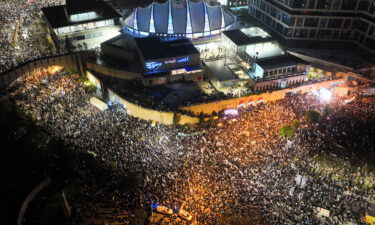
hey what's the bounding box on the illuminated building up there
[205,27,310,91]
[134,36,204,86]
[123,0,235,39]
[214,0,250,7]
[248,0,375,54]
[42,0,121,50]
[249,54,310,91]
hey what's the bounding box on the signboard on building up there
[145,56,191,73]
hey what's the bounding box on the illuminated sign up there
[165,56,189,64]
[176,56,189,63]
[146,61,162,71]
[171,68,186,75]
[165,59,176,64]
[145,56,190,71]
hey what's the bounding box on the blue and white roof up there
[124,0,235,38]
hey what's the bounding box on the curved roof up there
[124,0,234,38]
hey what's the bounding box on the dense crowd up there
[8,67,375,224]
[0,0,64,73]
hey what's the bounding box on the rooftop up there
[256,54,308,70]
[42,0,120,28]
[134,37,200,61]
[205,60,238,82]
[223,28,275,46]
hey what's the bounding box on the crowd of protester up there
[8,67,375,224]
[0,0,64,73]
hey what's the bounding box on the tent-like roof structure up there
[124,0,235,38]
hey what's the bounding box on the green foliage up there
[172,112,181,127]
[305,109,321,124]
[64,67,77,75]
[84,84,97,94]
[280,124,294,138]
[108,161,117,172]
[291,119,300,130]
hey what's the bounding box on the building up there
[222,27,283,59]
[134,36,204,86]
[249,54,310,91]
[123,0,235,39]
[215,0,250,7]
[248,0,375,54]
[204,27,310,91]
[42,0,121,50]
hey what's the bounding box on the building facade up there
[216,0,250,7]
[43,0,121,50]
[134,37,204,86]
[124,0,235,39]
[248,0,375,54]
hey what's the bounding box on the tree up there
[291,119,300,130]
[305,109,321,124]
[64,36,74,53]
[280,124,294,138]
[172,112,181,128]
[323,105,333,116]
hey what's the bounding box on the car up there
[176,208,193,221]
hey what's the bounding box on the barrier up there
[17,178,52,225]
[86,62,141,80]
[107,89,199,125]
[0,52,89,89]
[180,79,346,115]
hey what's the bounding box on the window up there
[327,19,342,28]
[276,22,284,33]
[95,21,106,28]
[368,26,374,36]
[70,11,97,22]
[332,30,340,39]
[105,20,114,26]
[265,15,272,26]
[340,30,353,39]
[316,0,332,9]
[309,29,316,38]
[352,20,369,33]
[281,14,292,25]
[291,0,306,8]
[294,28,308,37]
[317,30,331,39]
[358,34,365,44]
[304,18,319,27]
[58,26,71,34]
[70,24,83,32]
[319,18,327,28]
[341,0,357,10]
[308,0,316,9]
[369,2,375,14]
[343,19,351,28]
[357,1,370,11]
[75,35,85,41]
[364,37,375,49]
[296,18,303,27]
[331,0,340,9]
[283,28,293,37]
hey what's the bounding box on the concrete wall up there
[0,53,87,90]
[107,89,199,125]
[86,62,141,80]
[254,74,307,91]
[101,42,137,62]
[180,78,346,115]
